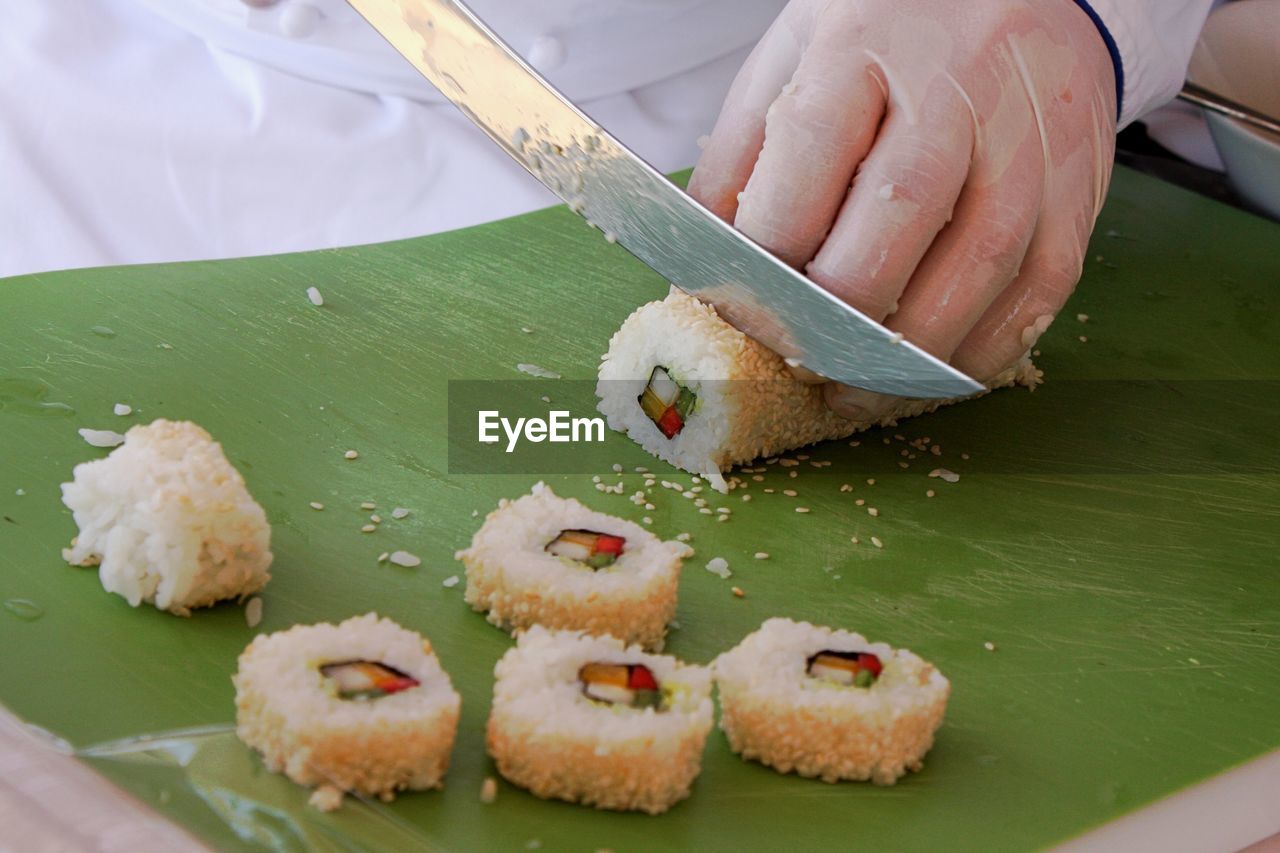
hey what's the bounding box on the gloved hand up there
[688,0,1117,418]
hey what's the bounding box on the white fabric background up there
[0,0,1213,280]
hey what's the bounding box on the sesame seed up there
[866,478,876,485]
[592,475,602,483]
[795,507,810,514]
[644,479,656,487]
[870,536,883,548]
[716,515,729,523]
[636,466,649,473]
[377,552,389,563]
[984,641,997,651]
[848,440,861,447]
[389,550,421,567]
[1077,313,1089,323]
[691,486,704,494]
[676,533,692,542]
[741,494,752,502]
[392,507,410,519]
[480,777,498,804]
[699,507,712,515]
[867,507,879,517]
[309,501,325,511]
[763,488,775,494]
[926,489,936,498]
[370,514,382,524]
[442,575,460,588]
[850,536,860,545]
[789,471,798,479]
[929,468,960,483]
[361,524,377,533]
[731,586,745,598]
[361,501,376,510]
[839,484,853,492]
[245,597,263,628]
[643,517,653,525]
[752,475,764,482]
[783,489,798,497]
[694,498,707,507]
[855,499,865,506]
[682,490,695,499]
[754,552,769,560]
[644,503,655,511]
[344,449,359,460]
[306,286,324,306]
[112,403,132,417]
[1078,335,1088,343]
[961,453,971,460]
[611,463,623,473]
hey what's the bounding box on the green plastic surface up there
[1,167,1278,852]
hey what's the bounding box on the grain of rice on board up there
[60,419,272,615]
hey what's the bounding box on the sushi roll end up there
[486,626,713,814]
[233,613,461,809]
[714,618,949,785]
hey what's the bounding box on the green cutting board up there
[1,168,1277,852]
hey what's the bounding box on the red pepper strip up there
[657,407,683,439]
[378,676,422,694]
[628,665,659,691]
[857,653,883,677]
[595,534,626,555]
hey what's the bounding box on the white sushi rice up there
[597,289,1038,492]
[78,428,126,448]
[486,626,713,814]
[456,483,691,651]
[234,613,461,811]
[714,618,950,785]
[60,419,272,615]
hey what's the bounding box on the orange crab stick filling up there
[805,650,883,688]
[320,660,420,700]
[579,662,663,709]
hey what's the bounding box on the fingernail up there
[824,383,895,422]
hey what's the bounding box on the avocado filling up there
[638,366,696,439]
[806,650,883,688]
[320,660,420,700]
[546,529,626,569]
[579,662,663,710]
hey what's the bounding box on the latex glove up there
[688,0,1117,418]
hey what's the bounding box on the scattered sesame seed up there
[716,515,729,523]
[245,597,263,628]
[926,489,936,498]
[592,475,602,483]
[870,536,883,549]
[850,536,860,545]
[867,507,879,517]
[78,428,126,448]
[866,478,876,486]
[112,403,132,417]
[344,449,359,460]
[848,440,861,447]
[855,499,865,506]
[731,586,745,598]
[779,459,799,467]
[442,575,460,588]
[984,641,997,652]
[795,507,810,514]
[370,514,382,524]
[361,524,377,533]
[752,475,764,482]
[1076,313,1089,323]
[961,453,971,460]
[306,286,324,306]
[377,552,390,563]
[898,461,910,469]
[754,552,769,560]
[839,484,853,492]
[763,488,776,494]
[1078,335,1088,343]
[644,479,656,487]
[480,777,498,804]
[392,507,410,519]
[788,471,798,479]
[389,550,421,568]
[716,507,731,515]
[929,468,960,483]
[644,503,655,511]
[699,507,712,515]
[783,489,798,497]
[682,490,695,499]
[741,494,752,502]
[691,486,704,494]
[611,463,623,473]
[694,498,707,508]
[521,326,533,334]
[643,517,653,525]
[471,510,479,517]
[309,501,325,511]
[360,501,376,510]
[676,533,692,542]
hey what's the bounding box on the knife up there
[345,0,983,398]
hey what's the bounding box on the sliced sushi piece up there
[546,529,626,569]
[59,419,272,615]
[805,650,883,688]
[713,618,949,785]
[597,288,1039,492]
[320,660,421,699]
[579,662,662,709]
[456,482,691,650]
[637,366,697,439]
[486,626,713,814]
[233,613,461,811]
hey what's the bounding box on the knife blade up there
[345,0,984,398]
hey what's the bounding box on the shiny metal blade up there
[346,0,983,398]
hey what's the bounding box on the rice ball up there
[60,418,272,615]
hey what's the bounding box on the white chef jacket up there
[0,0,1215,279]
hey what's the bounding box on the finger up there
[884,140,1045,360]
[805,82,973,321]
[686,9,808,223]
[823,382,898,423]
[730,39,887,268]
[949,207,1089,382]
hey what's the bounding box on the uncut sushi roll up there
[713,617,949,785]
[60,419,272,615]
[455,482,691,650]
[486,625,713,814]
[597,288,1038,492]
[233,613,461,811]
